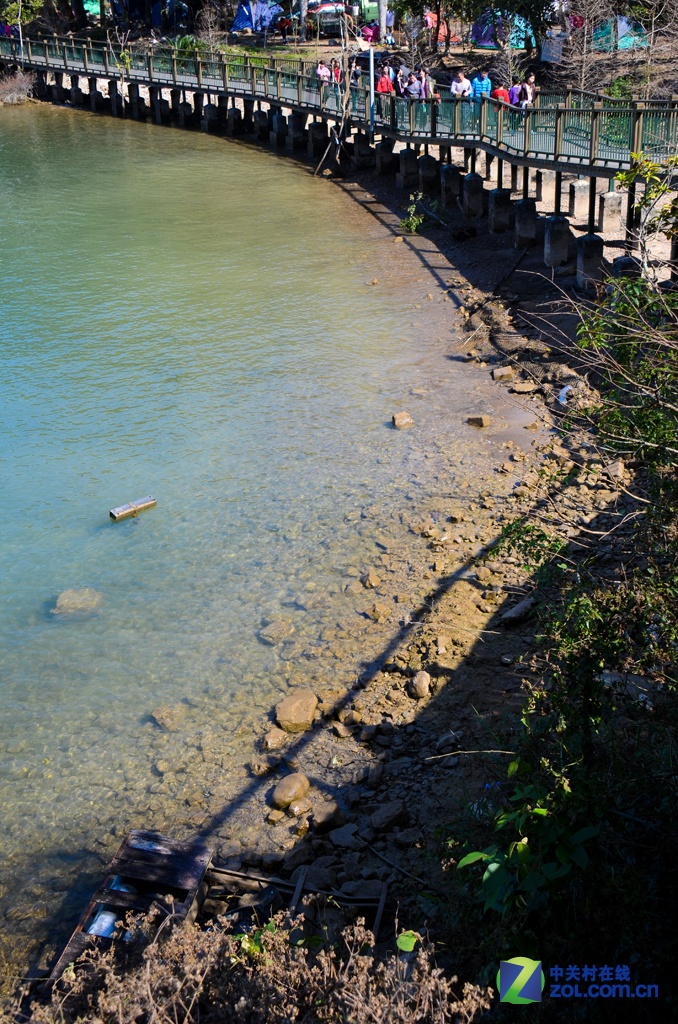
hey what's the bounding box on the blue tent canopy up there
[471,8,535,49]
[231,1,282,31]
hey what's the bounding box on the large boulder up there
[276,690,318,733]
[271,772,310,809]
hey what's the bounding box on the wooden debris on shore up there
[46,830,212,990]
[109,496,157,521]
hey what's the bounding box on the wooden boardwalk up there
[2,35,677,176]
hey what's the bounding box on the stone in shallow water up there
[150,705,187,732]
[51,588,103,616]
[258,620,294,646]
[276,690,318,733]
[272,772,310,809]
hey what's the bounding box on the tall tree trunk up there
[378,0,386,42]
[300,0,307,41]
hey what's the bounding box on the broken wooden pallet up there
[46,830,212,990]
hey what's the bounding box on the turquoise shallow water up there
[0,103,512,963]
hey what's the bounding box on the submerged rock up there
[51,587,103,616]
[392,411,415,429]
[258,620,294,646]
[150,705,187,732]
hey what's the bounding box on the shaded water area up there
[0,104,529,969]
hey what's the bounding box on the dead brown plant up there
[2,914,492,1024]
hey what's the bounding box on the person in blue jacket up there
[470,67,492,101]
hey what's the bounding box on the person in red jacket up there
[491,84,510,104]
[376,68,395,94]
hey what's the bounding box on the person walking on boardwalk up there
[376,67,395,94]
[470,67,491,102]
[316,59,331,85]
[403,71,423,99]
[508,76,521,106]
[450,69,471,98]
[519,72,536,109]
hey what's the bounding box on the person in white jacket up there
[450,70,472,97]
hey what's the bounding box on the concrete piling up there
[270,111,287,147]
[418,154,440,195]
[226,105,243,135]
[597,190,622,232]
[488,188,512,233]
[544,215,570,267]
[307,120,328,159]
[375,140,396,175]
[463,172,484,221]
[440,164,462,207]
[510,163,519,192]
[286,111,307,152]
[514,198,537,248]
[576,233,605,289]
[128,81,140,119]
[534,169,555,202]
[396,148,419,190]
[108,79,122,116]
[568,179,589,220]
[353,132,375,169]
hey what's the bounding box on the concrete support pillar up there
[375,140,396,175]
[178,101,193,127]
[439,145,451,164]
[544,215,571,267]
[597,190,622,232]
[576,233,605,289]
[226,105,243,135]
[568,178,588,219]
[193,91,205,123]
[307,120,328,159]
[463,172,484,221]
[87,76,102,111]
[286,111,307,152]
[128,81,140,119]
[34,71,48,98]
[510,163,519,192]
[353,131,375,169]
[534,169,555,203]
[463,147,474,172]
[52,71,66,103]
[270,111,287,147]
[203,102,219,132]
[418,153,440,195]
[396,147,419,190]
[440,164,462,207]
[253,108,270,140]
[488,188,513,233]
[68,75,83,105]
[149,85,161,124]
[108,79,122,116]
[170,88,181,117]
[514,198,537,248]
[241,97,255,132]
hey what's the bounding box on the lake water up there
[0,103,521,968]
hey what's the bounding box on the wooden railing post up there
[480,94,487,137]
[454,97,460,135]
[409,97,415,135]
[555,103,565,161]
[430,99,437,138]
[390,93,396,131]
[223,59,229,91]
[250,64,256,95]
[276,68,281,99]
[103,45,110,75]
[172,51,178,85]
[148,52,154,82]
[632,100,644,155]
[297,71,302,105]
[82,38,88,71]
[195,51,203,88]
[62,39,69,71]
[496,100,504,148]
[589,101,602,166]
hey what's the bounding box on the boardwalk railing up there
[3,35,678,174]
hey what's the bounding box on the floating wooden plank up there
[109,496,157,521]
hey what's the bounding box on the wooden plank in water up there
[109,496,157,521]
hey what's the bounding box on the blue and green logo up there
[498,957,545,1004]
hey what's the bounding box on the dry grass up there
[2,913,492,1024]
[0,71,36,105]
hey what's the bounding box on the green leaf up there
[457,850,490,869]
[572,825,599,844]
[396,930,419,952]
